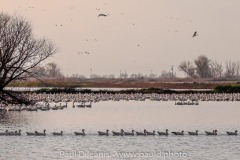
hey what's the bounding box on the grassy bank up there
[21,87,213,94]
[8,78,239,89]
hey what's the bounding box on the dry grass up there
[8,77,239,89]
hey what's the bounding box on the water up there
[4,87,139,91]
[0,101,240,159]
[4,87,212,92]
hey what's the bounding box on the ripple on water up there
[0,101,240,159]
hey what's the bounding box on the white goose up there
[85,102,92,108]
[62,103,67,108]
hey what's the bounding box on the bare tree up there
[178,61,195,78]
[210,61,223,78]
[236,61,240,77]
[224,61,240,78]
[0,12,56,104]
[194,55,212,78]
[45,63,63,78]
[160,70,176,78]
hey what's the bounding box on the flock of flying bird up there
[20,4,199,56]
[0,129,237,136]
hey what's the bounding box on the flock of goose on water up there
[0,129,238,136]
[3,93,240,111]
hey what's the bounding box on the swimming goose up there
[7,130,21,136]
[26,131,36,136]
[62,103,67,108]
[85,102,92,108]
[35,129,46,136]
[146,130,155,136]
[172,130,184,135]
[0,130,8,136]
[74,129,85,136]
[77,102,85,108]
[188,130,198,135]
[53,131,63,136]
[51,105,59,110]
[59,103,64,110]
[205,130,217,135]
[136,129,146,136]
[226,130,238,136]
[98,129,109,136]
[158,129,169,136]
[124,130,134,136]
[112,129,124,136]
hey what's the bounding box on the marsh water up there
[0,101,240,159]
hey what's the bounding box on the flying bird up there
[193,31,198,37]
[98,14,108,17]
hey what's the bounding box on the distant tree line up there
[179,55,240,79]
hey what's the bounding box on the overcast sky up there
[1,0,240,77]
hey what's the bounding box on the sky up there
[1,0,240,77]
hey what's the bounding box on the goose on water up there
[205,130,217,135]
[7,130,18,134]
[112,129,124,136]
[226,130,238,136]
[53,131,63,136]
[0,130,8,136]
[188,130,198,135]
[7,130,21,136]
[26,131,36,136]
[172,130,184,135]
[77,102,85,108]
[85,102,92,108]
[136,129,146,136]
[35,129,46,136]
[51,105,59,110]
[145,130,155,136]
[124,130,134,136]
[98,129,109,136]
[62,103,67,108]
[158,129,168,136]
[74,129,85,136]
